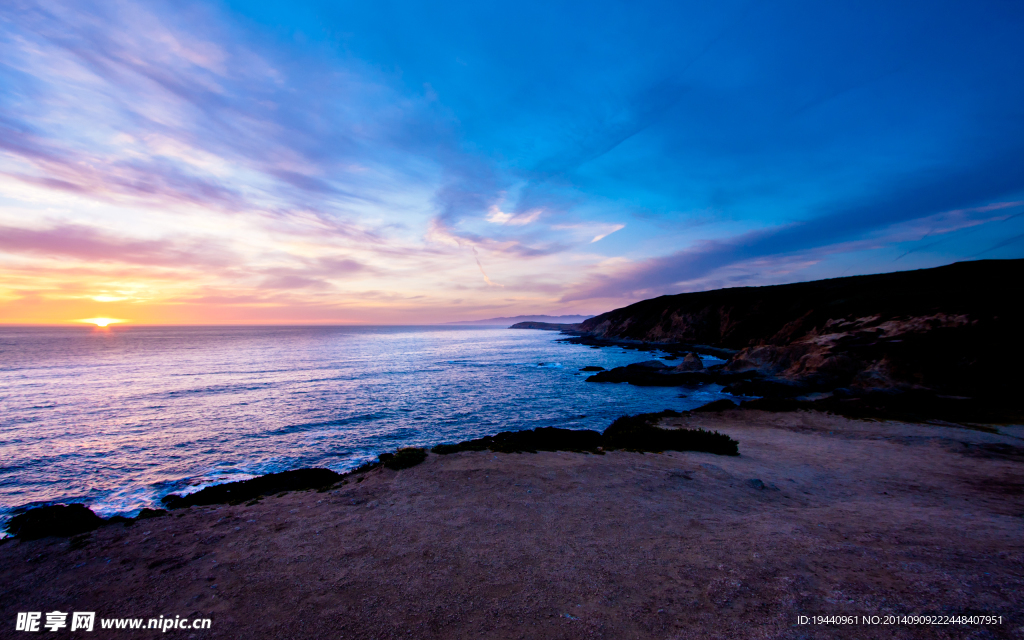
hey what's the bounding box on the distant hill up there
[508,321,583,331]
[445,315,593,327]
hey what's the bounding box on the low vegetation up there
[5,504,105,540]
[161,468,342,509]
[433,427,604,454]
[434,406,739,456]
[602,411,739,456]
[379,447,428,470]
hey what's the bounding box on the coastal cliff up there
[573,260,1023,416]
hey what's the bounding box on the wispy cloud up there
[562,147,1024,302]
[2,0,1022,323]
[0,222,237,267]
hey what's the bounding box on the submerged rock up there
[586,365,753,387]
[579,366,605,372]
[5,504,105,540]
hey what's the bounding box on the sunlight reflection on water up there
[0,325,735,520]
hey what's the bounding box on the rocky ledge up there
[558,260,1023,422]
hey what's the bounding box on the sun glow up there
[78,318,126,327]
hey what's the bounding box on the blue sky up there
[1,0,1022,323]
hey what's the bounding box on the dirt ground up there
[1,410,1022,640]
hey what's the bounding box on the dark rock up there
[5,504,105,540]
[136,508,167,520]
[379,447,427,470]
[740,398,804,412]
[631,360,669,369]
[561,335,738,360]
[722,378,811,398]
[747,479,766,490]
[579,366,605,371]
[587,366,755,387]
[674,352,704,372]
[161,468,343,509]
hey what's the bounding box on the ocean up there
[0,325,734,525]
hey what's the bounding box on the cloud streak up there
[1,0,1023,323]
[563,142,1024,301]
[0,223,237,268]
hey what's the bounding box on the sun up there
[78,318,126,327]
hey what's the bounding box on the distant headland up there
[444,314,594,327]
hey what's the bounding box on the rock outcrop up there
[674,353,704,372]
[575,260,1024,420]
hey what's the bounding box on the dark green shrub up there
[433,427,603,454]
[161,468,342,509]
[5,504,104,540]
[602,412,738,455]
[380,447,428,470]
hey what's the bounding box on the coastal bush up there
[161,468,342,509]
[380,447,428,470]
[432,438,490,454]
[602,412,739,456]
[5,504,105,540]
[431,418,737,456]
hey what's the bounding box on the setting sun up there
[78,318,126,328]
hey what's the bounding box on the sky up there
[1,0,1023,324]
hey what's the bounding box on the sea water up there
[0,325,732,524]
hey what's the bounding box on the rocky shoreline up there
[3,408,742,541]
[2,409,1021,639]
[515,260,1024,424]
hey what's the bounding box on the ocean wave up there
[262,413,387,437]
